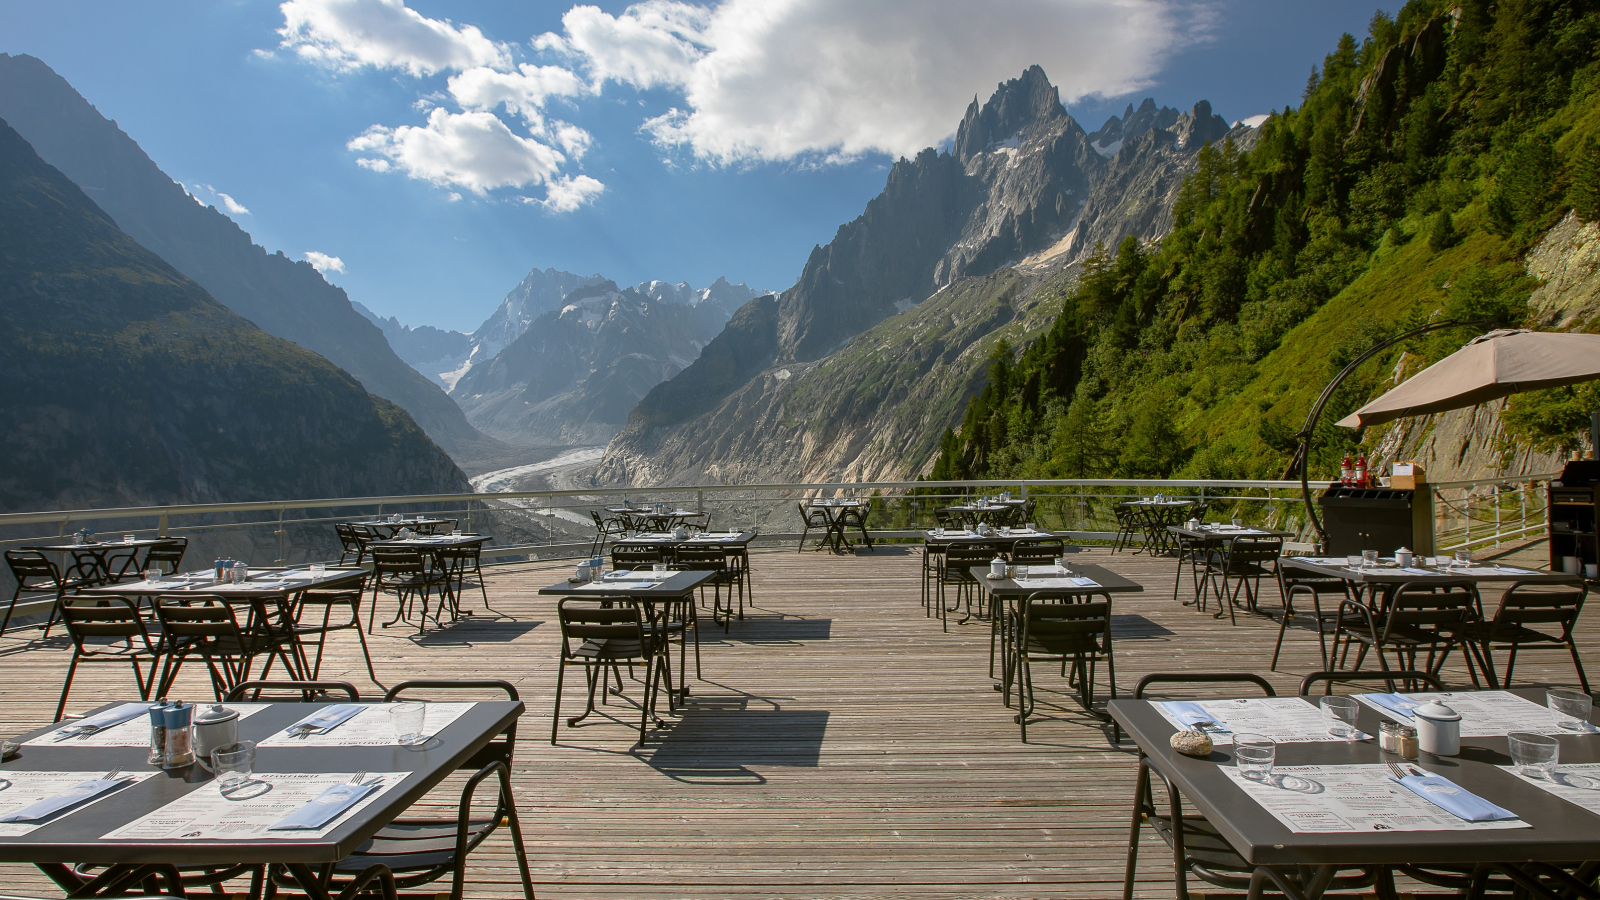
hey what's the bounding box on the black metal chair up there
[140,538,187,577]
[225,679,362,702]
[335,523,375,565]
[552,598,668,744]
[153,595,300,700]
[368,547,447,634]
[672,545,737,632]
[589,509,626,557]
[291,584,382,689]
[306,680,535,900]
[936,545,995,633]
[1201,538,1282,624]
[436,543,488,618]
[1461,580,1590,692]
[55,597,166,720]
[611,546,663,570]
[1009,539,1064,565]
[1330,582,1484,688]
[3,549,91,639]
[1271,568,1356,671]
[838,501,874,551]
[1111,505,1138,553]
[1297,669,1445,696]
[1013,592,1116,742]
[796,501,829,552]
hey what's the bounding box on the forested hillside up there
[934,0,1600,482]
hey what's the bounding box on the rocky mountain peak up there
[954,64,1065,162]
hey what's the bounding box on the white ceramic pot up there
[1413,700,1461,756]
[191,704,238,770]
[990,557,1007,578]
[1395,548,1413,568]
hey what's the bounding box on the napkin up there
[0,778,129,822]
[284,704,364,736]
[55,703,150,735]
[1162,701,1229,732]
[267,780,380,831]
[1392,772,1517,822]
[1362,693,1421,719]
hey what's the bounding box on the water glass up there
[1454,548,1472,567]
[1024,522,1035,532]
[1231,517,1242,528]
[1362,550,1378,569]
[652,563,668,574]
[450,529,462,537]
[309,563,326,577]
[144,568,161,583]
[212,741,256,790]
[390,702,426,746]
[1508,732,1559,780]
[1014,565,1029,580]
[1234,733,1276,782]
[1320,696,1360,739]
[1346,555,1363,568]
[123,534,135,544]
[1548,689,1593,731]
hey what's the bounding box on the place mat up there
[1007,576,1098,589]
[569,581,662,592]
[256,702,474,748]
[1153,697,1361,746]
[602,570,669,581]
[28,704,270,748]
[0,771,157,836]
[1356,691,1566,736]
[1502,763,1600,816]
[1225,764,1528,832]
[1288,557,1358,567]
[100,772,407,841]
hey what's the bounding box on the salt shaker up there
[147,701,169,766]
[162,701,195,768]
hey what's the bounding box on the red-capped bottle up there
[1354,455,1368,487]
[1340,455,1353,485]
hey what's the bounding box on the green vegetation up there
[933,0,1600,482]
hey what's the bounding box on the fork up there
[103,766,123,781]
[346,770,366,785]
[52,723,105,743]
[285,723,321,739]
[1385,760,1408,780]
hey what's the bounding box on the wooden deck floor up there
[0,541,1592,898]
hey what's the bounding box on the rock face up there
[449,268,609,389]
[451,281,762,446]
[0,53,490,458]
[0,116,469,511]
[601,65,1253,486]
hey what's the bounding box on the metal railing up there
[0,474,1558,569]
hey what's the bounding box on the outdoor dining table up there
[1166,524,1296,609]
[24,538,173,586]
[367,533,492,623]
[606,506,697,532]
[806,500,872,553]
[1119,499,1193,555]
[925,526,1063,550]
[939,498,1026,527]
[970,562,1143,709]
[360,516,452,539]
[1,696,524,899]
[1110,687,1600,900]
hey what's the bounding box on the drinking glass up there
[122,534,135,544]
[1548,689,1593,731]
[450,529,462,537]
[1508,732,1559,780]
[144,568,161,583]
[1320,696,1360,739]
[1231,517,1242,528]
[1362,550,1378,569]
[212,741,256,790]
[1454,548,1472,567]
[1024,522,1035,532]
[652,563,668,574]
[1345,555,1363,568]
[309,563,326,577]
[390,703,426,746]
[1053,556,1066,572]
[1014,565,1029,580]
[1234,733,1275,782]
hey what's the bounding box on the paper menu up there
[1225,765,1527,833]
[27,705,270,748]
[100,772,406,841]
[255,702,474,748]
[0,771,157,836]
[1501,763,1600,816]
[1355,691,1568,736]
[571,581,662,592]
[1154,697,1347,746]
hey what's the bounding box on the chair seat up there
[1022,634,1101,656]
[572,637,648,660]
[1148,813,1251,873]
[1459,622,1566,645]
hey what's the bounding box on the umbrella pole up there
[1286,320,1489,550]
[1591,411,1598,460]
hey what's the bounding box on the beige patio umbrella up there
[1335,329,1600,429]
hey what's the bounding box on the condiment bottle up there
[162,701,194,768]
[1398,726,1419,760]
[1340,456,1353,484]
[147,701,169,766]
[1355,455,1368,486]
[1413,700,1461,756]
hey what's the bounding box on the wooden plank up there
[0,540,1585,897]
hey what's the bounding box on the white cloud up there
[348,108,567,195]
[447,64,585,125]
[554,0,1202,164]
[278,0,508,76]
[538,174,606,212]
[187,183,251,216]
[303,250,346,273]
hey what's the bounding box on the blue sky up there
[3,0,1390,332]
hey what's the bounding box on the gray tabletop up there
[925,529,1064,546]
[25,539,170,553]
[1281,556,1579,586]
[613,531,757,547]
[968,563,1144,597]
[0,699,523,866]
[368,534,490,549]
[1167,526,1296,540]
[537,569,715,599]
[80,567,367,599]
[1109,689,1600,867]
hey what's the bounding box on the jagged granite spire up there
[954,65,1065,162]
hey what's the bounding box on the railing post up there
[275,506,288,565]
[697,489,704,515]
[158,513,168,538]
[1494,485,1501,548]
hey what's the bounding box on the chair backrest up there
[1279,569,1353,594]
[1187,501,1209,522]
[335,523,362,552]
[383,679,519,773]
[1010,540,1064,564]
[1134,672,1276,699]
[1226,539,1283,565]
[5,550,58,584]
[437,544,481,564]
[144,539,187,573]
[590,510,610,531]
[671,546,726,571]
[1385,582,1480,634]
[1298,670,1444,695]
[297,586,365,607]
[798,501,826,525]
[371,547,425,576]
[557,598,647,647]
[225,680,361,702]
[1490,581,1587,631]
[1021,596,1111,651]
[154,597,245,641]
[62,598,151,645]
[934,509,961,529]
[612,547,662,568]
[943,545,998,581]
